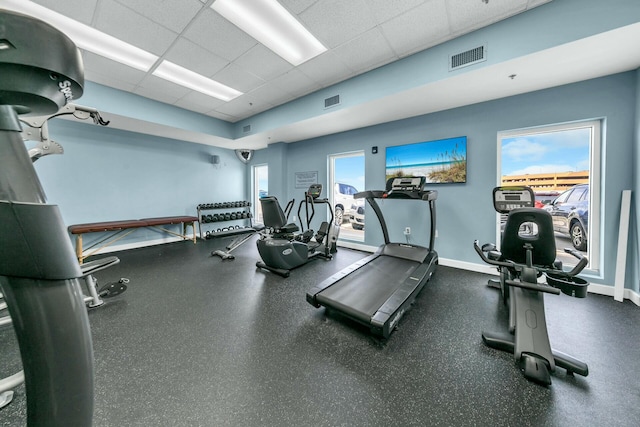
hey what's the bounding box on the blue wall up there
[28,73,638,292]
[35,119,246,248]
[254,72,637,288]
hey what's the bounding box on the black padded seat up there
[501,207,556,267]
[259,197,299,234]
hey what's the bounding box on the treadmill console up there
[493,186,535,213]
[307,183,322,199]
[386,176,425,192]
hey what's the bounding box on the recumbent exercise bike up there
[474,186,589,386]
[256,184,338,277]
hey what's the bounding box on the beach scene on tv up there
[385,136,467,184]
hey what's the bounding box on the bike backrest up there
[260,196,288,229]
[501,207,556,267]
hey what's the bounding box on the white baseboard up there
[438,257,498,276]
[337,241,376,253]
[587,283,640,306]
[435,257,640,307]
[102,238,640,307]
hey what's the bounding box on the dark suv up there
[545,183,589,251]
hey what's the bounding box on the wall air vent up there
[449,45,486,71]
[324,94,340,109]
[242,124,251,133]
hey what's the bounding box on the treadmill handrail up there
[355,188,437,251]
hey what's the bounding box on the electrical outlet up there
[404,227,411,235]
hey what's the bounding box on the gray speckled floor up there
[1,237,639,426]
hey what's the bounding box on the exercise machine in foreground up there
[0,10,94,425]
[474,186,589,386]
[307,176,438,339]
[256,184,337,277]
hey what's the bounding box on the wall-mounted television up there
[385,136,467,184]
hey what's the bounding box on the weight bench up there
[69,215,198,263]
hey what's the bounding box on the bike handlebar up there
[473,240,588,278]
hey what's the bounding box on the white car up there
[348,199,365,230]
[334,183,359,223]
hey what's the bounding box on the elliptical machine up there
[0,10,95,425]
[256,184,336,277]
[474,186,590,386]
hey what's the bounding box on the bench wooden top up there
[69,216,198,234]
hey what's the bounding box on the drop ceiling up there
[25,0,550,121]
[12,0,640,149]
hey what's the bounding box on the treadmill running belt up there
[316,255,419,323]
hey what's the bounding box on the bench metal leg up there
[83,274,104,308]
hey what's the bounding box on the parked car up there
[349,200,365,230]
[534,191,560,208]
[545,183,589,251]
[334,183,359,223]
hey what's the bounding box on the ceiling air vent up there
[449,45,486,71]
[242,124,251,134]
[324,94,340,109]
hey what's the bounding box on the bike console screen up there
[493,186,535,213]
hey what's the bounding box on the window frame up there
[497,119,602,272]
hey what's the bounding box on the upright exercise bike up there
[256,184,336,277]
[474,186,590,386]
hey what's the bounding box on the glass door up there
[253,164,268,225]
[329,151,365,242]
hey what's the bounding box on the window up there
[252,164,268,225]
[498,120,601,271]
[329,151,365,242]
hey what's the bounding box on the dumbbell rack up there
[197,201,253,239]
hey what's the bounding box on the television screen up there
[385,136,467,184]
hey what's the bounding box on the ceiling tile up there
[297,51,355,88]
[164,38,229,78]
[205,110,238,122]
[279,0,318,15]
[174,91,226,114]
[183,8,257,62]
[527,0,553,8]
[247,83,295,108]
[213,95,272,121]
[299,0,378,48]
[213,63,264,93]
[94,0,178,56]
[365,0,426,24]
[333,28,398,75]
[82,51,147,86]
[32,0,98,24]
[233,45,293,81]
[134,75,191,104]
[113,0,204,33]
[270,69,321,99]
[381,0,451,58]
[85,73,138,93]
[445,0,528,34]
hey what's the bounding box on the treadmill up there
[306,176,438,338]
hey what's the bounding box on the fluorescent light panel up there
[211,0,327,66]
[153,61,243,102]
[3,1,243,102]
[1,0,158,71]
